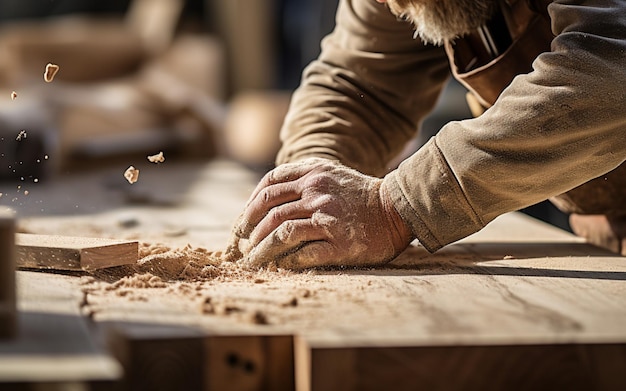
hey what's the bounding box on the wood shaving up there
[44,63,60,83]
[10,91,17,100]
[124,166,139,184]
[147,151,165,163]
[16,130,27,141]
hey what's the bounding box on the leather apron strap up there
[445,0,626,216]
[444,0,554,109]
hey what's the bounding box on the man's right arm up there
[276,0,451,178]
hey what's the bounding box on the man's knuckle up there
[259,187,272,203]
[268,207,285,224]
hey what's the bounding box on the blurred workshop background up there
[0,0,568,229]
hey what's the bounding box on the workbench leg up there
[0,208,16,339]
[205,334,295,391]
[107,323,205,391]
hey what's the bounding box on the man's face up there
[375,0,497,45]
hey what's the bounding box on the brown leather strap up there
[446,0,554,108]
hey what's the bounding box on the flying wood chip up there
[43,63,60,83]
[124,166,140,184]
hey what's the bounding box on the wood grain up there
[295,338,626,391]
[0,208,16,338]
[15,233,138,271]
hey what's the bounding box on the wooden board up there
[5,162,626,390]
[15,233,138,271]
[289,214,626,391]
[295,338,626,391]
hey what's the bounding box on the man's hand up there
[227,158,413,269]
[569,214,626,256]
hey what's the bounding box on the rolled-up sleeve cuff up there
[381,137,485,252]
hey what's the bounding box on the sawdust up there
[81,241,309,326]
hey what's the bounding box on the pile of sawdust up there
[81,242,303,326]
[91,241,290,284]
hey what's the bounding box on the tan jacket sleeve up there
[276,0,450,177]
[384,0,626,251]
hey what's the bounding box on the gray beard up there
[385,0,498,46]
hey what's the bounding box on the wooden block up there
[205,334,295,391]
[295,337,626,391]
[107,323,205,391]
[15,234,138,271]
[0,208,16,338]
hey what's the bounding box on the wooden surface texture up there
[1,160,625,390]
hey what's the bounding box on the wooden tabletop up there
[2,160,625,390]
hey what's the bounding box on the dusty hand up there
[227,158,413,269]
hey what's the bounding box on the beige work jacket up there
[277,0,626,252]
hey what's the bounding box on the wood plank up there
[289,214,626,391]
[15,233,138,271]
[295,337,626,391]
[5,159,626,389]
[0,207,16,338]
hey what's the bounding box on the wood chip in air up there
[44,63,60,83]
[124,166,139,184]
[10,91,17,100]
[147,151,165,163]
[16,130,27,141]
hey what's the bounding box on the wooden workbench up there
[1,160,625,390]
